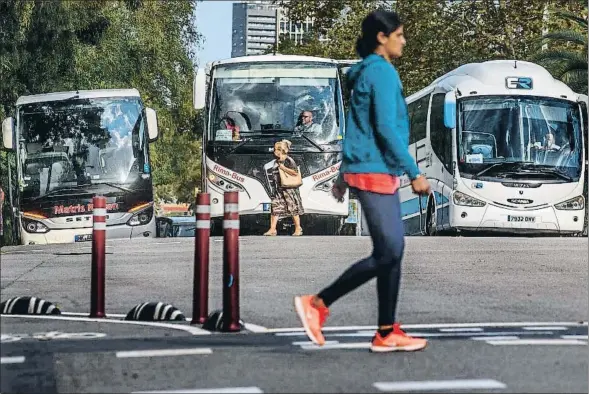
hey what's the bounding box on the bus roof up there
[16,89,141,106]
[408,60,579,102]
[205,54,343,71]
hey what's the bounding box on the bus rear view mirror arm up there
[444,91,456,130]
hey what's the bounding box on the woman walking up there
[293,10,432,352]
[264,140,304,236]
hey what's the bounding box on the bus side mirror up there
[2,117,14,150]
[444,91,456,130]
[145,108,158,142]
[193,68,206,110]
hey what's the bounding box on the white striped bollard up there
[90,195,106,318]
[192,193,210,325]
[222,191,241,332]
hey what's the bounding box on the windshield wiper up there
[31,185,90,201]
[515,165,574,182]
[474,162,519,178]
[91,182,133,193]
[295,132,324,152]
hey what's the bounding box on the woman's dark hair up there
[356,10,403,58]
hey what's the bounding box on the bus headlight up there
[22,218,49,233]
[207,170,244,192]
[453,191,486,207]
[313,174,338,192]
[127,205,154,226]
[555,195,585,210]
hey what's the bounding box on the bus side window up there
[430,93,452,172]
[413,96,428,144]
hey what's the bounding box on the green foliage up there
[0,0,203,245]
[275,0,584,96]
[532,0,588,94]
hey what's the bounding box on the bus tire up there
[426,199,437,236]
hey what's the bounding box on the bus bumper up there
[450,204,585,235]
[20,221,156,245]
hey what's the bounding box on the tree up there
[532,0,588,94]
[0,0,202,245]
[275,0,577,96]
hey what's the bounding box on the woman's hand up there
[411,175,431,196]
[331,176,348,202]
[279,163,298,176]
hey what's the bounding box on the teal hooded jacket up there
[341,54,421,180]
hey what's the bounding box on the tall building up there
[231,2,279,57]
[231,1,319,58]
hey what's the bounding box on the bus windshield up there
[18,97,150,200]
[458,96,583,181]
[208,62,342,147]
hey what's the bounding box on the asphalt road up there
[1,235,587,393]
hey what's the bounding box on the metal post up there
[90,195,106,318]
[222,191,241,332]
[191,193,210,325]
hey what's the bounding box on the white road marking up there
[373,379,506,392]
[243,323,269,333]
[62,312,127,318]
[1,314,210,335]
[1,356,25,364]
[116,348,212,358]
[523,326,567,331]
[485,339,587,346]
[561,335,588,340]
[133,387,263,394]
[327,330,553,338]
[300,342,371,350]
[60,312,269,334]
[470,336,519,341]
[291,340,339,346]
[439,327,483,332]
[267,321,586,333]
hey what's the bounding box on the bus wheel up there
[426,201,437,236]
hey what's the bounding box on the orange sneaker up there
[370,323,427,352]
[293,295,330,346]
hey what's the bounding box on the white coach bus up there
[402,60,586,236]
[193,54,354,235]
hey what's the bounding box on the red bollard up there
[90,195,106,318]
[191,193,210,325]
[222,191,241,332]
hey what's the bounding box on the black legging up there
[318,188,405,326]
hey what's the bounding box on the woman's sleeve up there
[369,64,421,180]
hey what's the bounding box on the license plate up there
[507,215,536,223]
[262,203,271,212]
[75,234,92,242]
